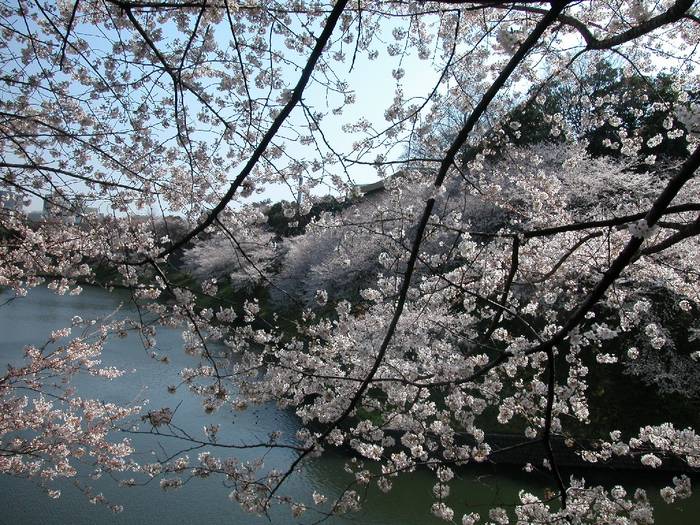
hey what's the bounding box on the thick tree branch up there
[501,0,695,50]
[419,143,700,390]
[522,203,700,238]
[0,162,144,192]
[266,0,570,502]
[640,213,700,256]
[481,235,520,343]
[58,0,79,70]
[155,0,351,260]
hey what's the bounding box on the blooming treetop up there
[1,0,700,522]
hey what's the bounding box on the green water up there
[0,286,697,524]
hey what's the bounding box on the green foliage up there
[500,61,691,160]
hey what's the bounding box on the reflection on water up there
[0,286,697,524]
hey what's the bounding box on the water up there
[0,286,697,524]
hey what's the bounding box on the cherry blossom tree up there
[182,204,280,290]
[2,0,700,522]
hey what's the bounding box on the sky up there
[14,5,441,214]
[8,2,699,217]
[245,14,443,205]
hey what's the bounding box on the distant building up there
[357,179,385,196]
[42,192,73,220]
[356,171,403,200]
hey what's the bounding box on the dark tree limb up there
[265,0,570,503]
[58,0,79,70]
[154,0,351,259]
[0,162,144,192]
[493,0,695,50]
[640,213,700,256]
[419,143,700,391]
[481,235,520,343]
[524,203,700,238]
